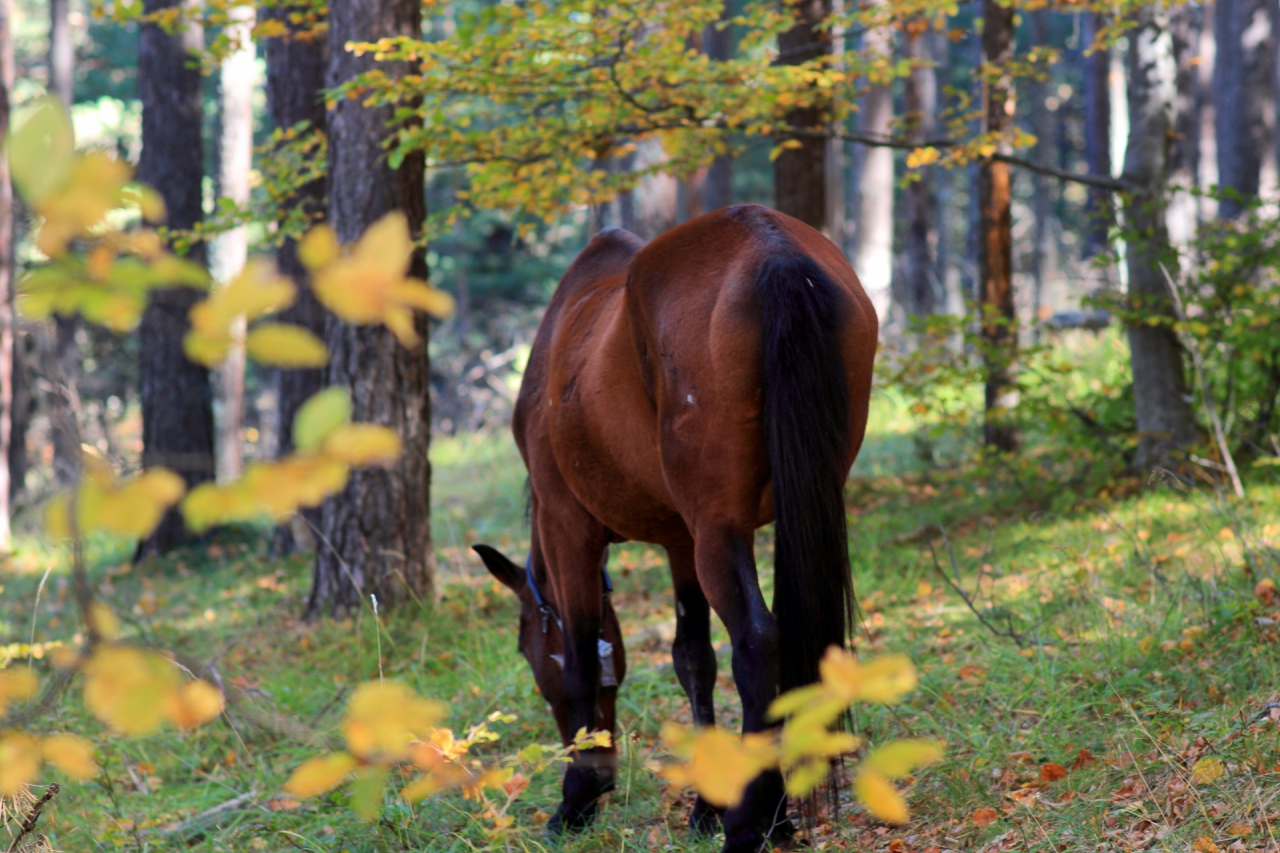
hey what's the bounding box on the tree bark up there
[48,0,78,486]
[853,15,894,323]
[136,0,213,558]
[265,3,328,553]
[1166,2,1202,248]
[0,0,14,549]
[902,25,937,323]
[1214,0,1276,218]
[1123,3,1198,472]
[774,0,830,232]
[309,0,432,616]
[211,3,255,483]
[1028,9,1054,335]
[1080,11,1113,267]
[702,8,733,212]
[978,0,1017,451]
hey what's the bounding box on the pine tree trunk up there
[309,0,432,616]
[1167,3,1202,248]
[1081,11,1113,267]
[902,26,937,324]
[265,3,328,553]
[702,7,733,212]
[1028,9,1054,335]
[978,0,1017,451]
[853,16,894,322]
[136,0,213,558]
[212,4,255,483]
[774,0,829,231]
[0,0,14,549]
[1123,3,1198,472]
[48,0,78,485]
[1214,0,1276,218]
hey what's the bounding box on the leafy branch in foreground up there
[661,648,942,824]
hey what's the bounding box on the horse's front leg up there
[542,520,615,834]
[667,540,724,835]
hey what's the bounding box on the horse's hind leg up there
[692,526,793,853]
[666,541,723,834]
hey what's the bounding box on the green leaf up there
[294,388,352,452]
[9,97,74,203]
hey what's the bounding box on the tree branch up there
[6,784,59,853]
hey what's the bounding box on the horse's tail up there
[754,250,854,694]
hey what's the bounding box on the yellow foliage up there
[40,734,99,779]
[864,739,944,778]
[322,424,403,467]
[341,681,445,762]
[165,679,226,730]
[293,387,352,452]
[185,259,297,366]
[45,460,185,541]
[855,767,909,824]
[1191,756,1225,785]
[0,731,42,796]
[285,753,359,798]
[82,645,180,735]
[0,667,39,715]
[303,213,455,346]
[182,454,349,531]
[87,602,121,641]
[244,323,329,368]
[906,146,941,169]
[660,723,777,808]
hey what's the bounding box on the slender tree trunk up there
[703,6,733,211]
[265,3,328,553]
[1214,0,1276,218]
[136,0,213,558]
[1028,9,1054,336]
[1123,3,1198,472]
[212,4,255,483]
[1167,3,1202,249]
[1198,2,1218,219]
[902,25,937,324]
[48,0,78,485]
[310,0,432,615]
[978,0,1017,451]
[1081,11,1113,272]
[0,0,14,549]
[774,0,830,231]
[854,15,894,323]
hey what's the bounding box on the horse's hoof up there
[689,798,724,836]
[547,801,598,836]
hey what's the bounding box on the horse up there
[472,203,877,853]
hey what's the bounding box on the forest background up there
[2,0,1280,848]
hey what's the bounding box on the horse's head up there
[471,544,625,743]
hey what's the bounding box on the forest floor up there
[4,400,1280,853]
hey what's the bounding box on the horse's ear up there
[472,544,524,592]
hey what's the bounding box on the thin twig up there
[1158,261,1245,498]
[6,784,59,853]
[927,528,1029,648]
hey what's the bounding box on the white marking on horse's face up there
[686,394,694,404]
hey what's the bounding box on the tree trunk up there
[1198,2,1218,218]
[853,16,894,324]
[978,0,1017,451]
[774,0,829,232]
[1166,3,1202,248]
[702,8,733,212]
[309,0,432,616]
[211,3,255,483]
[265,2,328,554]
[0,0,14,549]
[48,0,78,485]
[136,0,213,558]
[1028,9,1054,336]
[902,25,937,323]
[1081,11,1113,268]
[1214,0,1276,218]
[1123,3,1198,472]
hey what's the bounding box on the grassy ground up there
[4,399,1280,853]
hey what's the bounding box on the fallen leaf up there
[1191,756,1225,785]
[971,807,999,827]
[1039,762,1067,782]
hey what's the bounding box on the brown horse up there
[473,204,877,853]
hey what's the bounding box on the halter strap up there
[524,553,613,635]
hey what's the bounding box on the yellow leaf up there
[165,680,224,730]
[41,734,99,779]
[819,649,917,704]
[0,731,42,796]
[855,767,909,824]
[1191,756,1224,785]
[186,259,296,367]
[244,323,329,368]
[341,681,445,762]
[0,667,39,715]
[785,757,831,797]
[298,224,340,270]
[82,645,180,735]
[285,752,358,798]
[322,424,403,467]
[88,602,121,641]
[905,146,940,169]
[294,388,352,452]
[400,772,450,802]
[864,740,943,779]
[60,461,186,541]
[662,724,776,808]
[388,282,456,319]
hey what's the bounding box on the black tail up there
[755,251,855,693]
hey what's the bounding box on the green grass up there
[4,413,1280,853]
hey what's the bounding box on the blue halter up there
[524,553,613,635]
